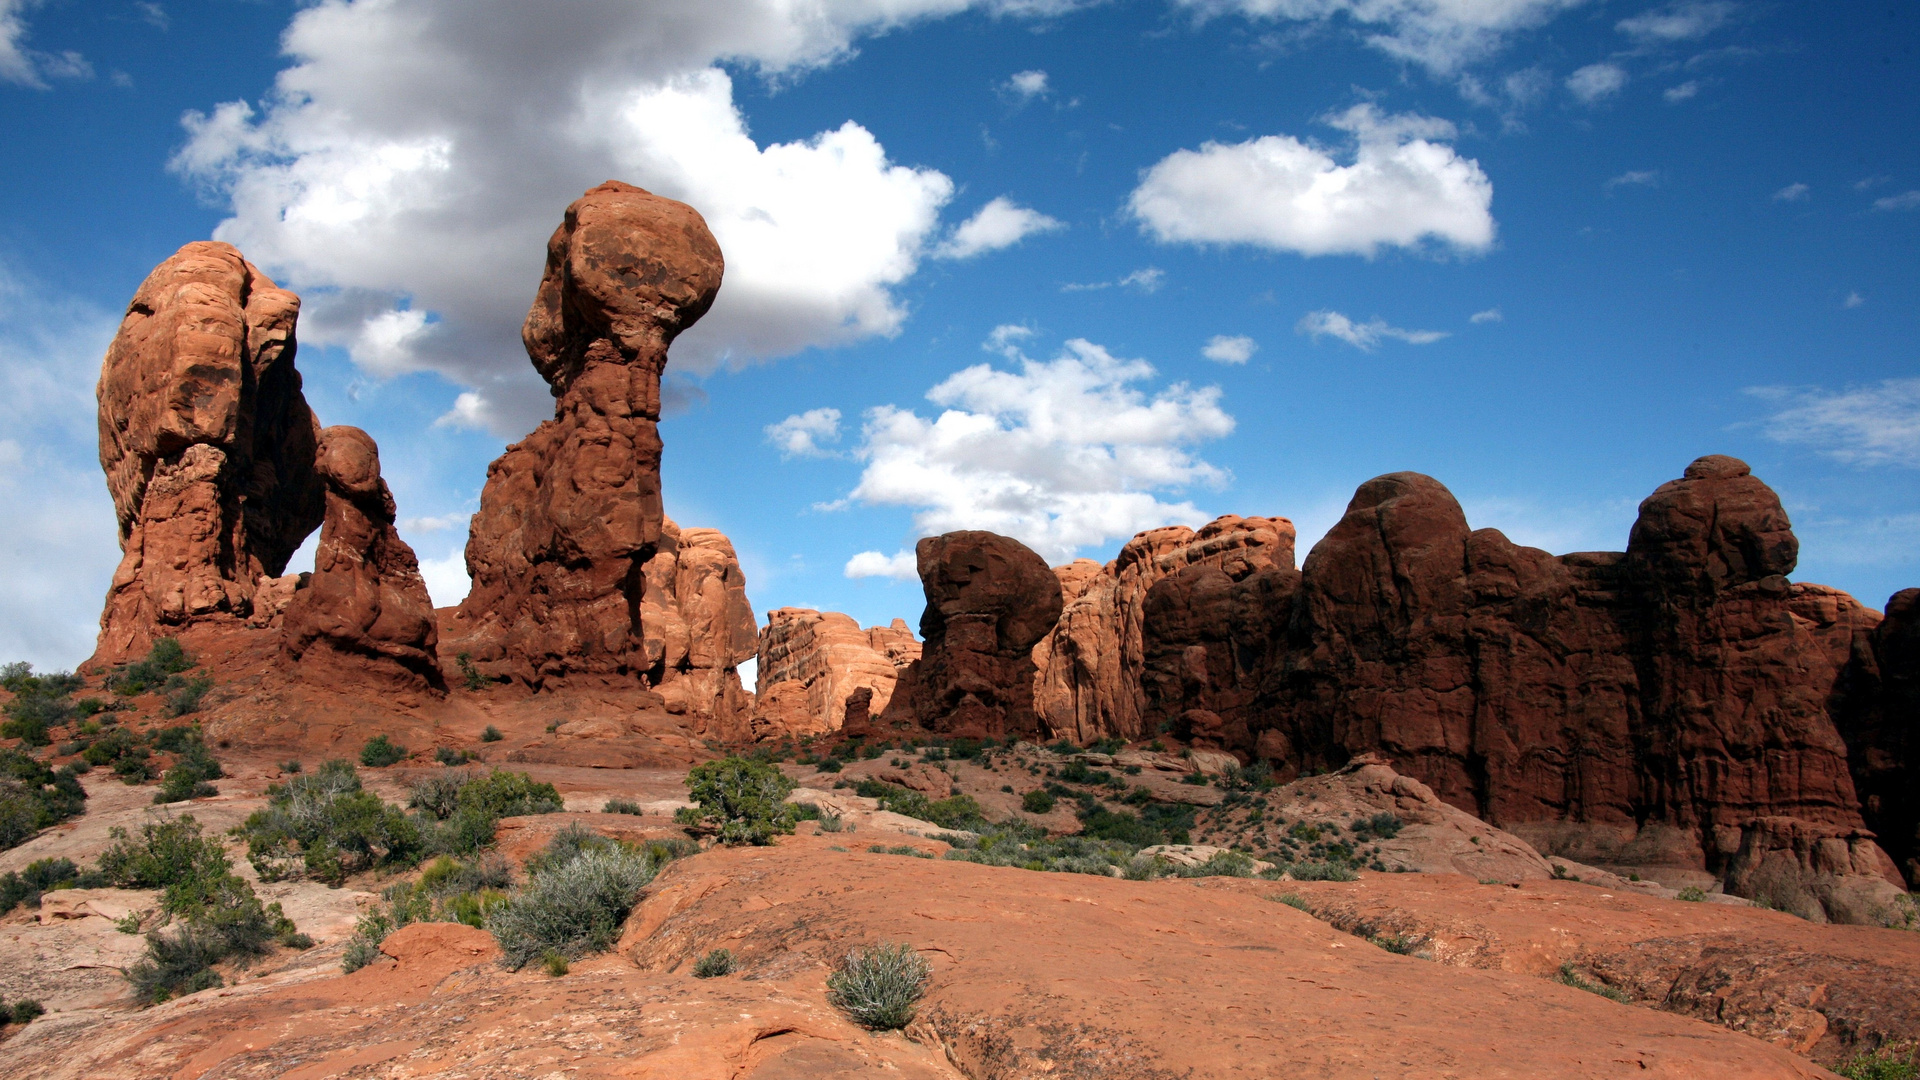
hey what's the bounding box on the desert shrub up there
[1175,851,1257,878]
[1676,886,1707,902]
[1271,892,1311,911]
[854,777,931,821]
[486,829,661,969]
[827,942,930,1030]
[6,999,45,1024]
[944,822,1135,877]
[693,948,735,978]
[1350,812,1403,841]
[161,675,215,718]
[434,746,472,766]
[154,734,224,803]
[1079,801,1194,847]
[603,798,645,815]
[407,772,467,819]
[1021,788,1056,814]
[338,851,515,972]
[480,724,503,742]
[1,664,87,746]
[923,794,986,831]
[679,756,797,845]
[359,734,408,767]
[1283,860,1360,882]
[239,760,423,883]
[107,638,195,696]
[0,748,86,849]
[871,844,935,858]
[455,652,489,691]
[0,857,93,914]
[1555,962,1630,1003]
[1835,1048,1919,1080]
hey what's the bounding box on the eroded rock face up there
[280,426,440,689]
[753,609,920,738]
[449,181,723,689]
[882,531,1063,739]
[635,519,757,738]
[1114,457,1892,915]
[94,241,323,662]
[1838,588,1920,885]
[1032,516,1295,743]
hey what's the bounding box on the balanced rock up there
[94,241,323,662]
[882,531,1063,739]
[449,181,723,688]
[280,426,440,689]
[753,609,920,737]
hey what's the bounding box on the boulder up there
[280,426,441,690]
[446,181,730,696]
[752,608,919,738]
[881,531,1063,739]
[93,241,324,662]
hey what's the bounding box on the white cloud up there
[0,0,93,87]
[1004,68,1049,101]
[935,196,1065,259]
[1663,80,1699,102]
[1061,267,1166,293]
[1771,182,1809,202]
[166,1,1084,438]
[1567,62,1628,103]
[1130,104,1495,258]
[1605,169,1660,191]
[1845,292,1865,309]
[1297,309,1448,349]
[985,323,1035,355]
[1173,0,1589,76]
[416,550,472,609]
[1470,306,1502,323]
[1618,1,1734,42]
[1874,191,1920,212]
[1202,334,1257,364]
[845,549,919,579]
[399,512,469,533]
[1752,380,1920,468]
[838,334,1235,562]
[766,407,844,457]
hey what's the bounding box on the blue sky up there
[2,0,1916,679]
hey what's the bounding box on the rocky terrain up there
[0,179,1914,1077]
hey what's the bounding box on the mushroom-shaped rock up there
[280,426,441,690]
[93,241,323,663]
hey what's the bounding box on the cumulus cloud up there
[1297,309,1447,349]
[1772,182,1809,202]
[845,549,919,580]
[1061,267,1166,293]
[1003,68,1049,101]
[1129,104,1495,258]
[1202,334,1257,364]
[416,550,472,609]
[167,1,1077,438]
[766,407,844,457]
[1567,62,1628,103]
[1470,307,1502,323]
[935,197,1065,259]
[1172,0,1588,75]
[1617,1,1734,42]
[834,333,1235,562]
[1874,191,1920,212]
[1751,380,1920,468]
[0,1,93,88]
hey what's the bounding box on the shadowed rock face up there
[280,426,440,689]
[882,531,1063,739]
[1838,587,1920,884]
[93,241,324,662]
[449,181,724,689]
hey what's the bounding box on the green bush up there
[1021,788,1056,814]
[1272,892,1311,911]
[693,948,735,978]
[603,798,645,815]
[1835,1048,1919,1080]
[1175,851,1257,878]
[1278,859,1358,882]
[434,746,472,766]
[1350,812,1403,841]
[155,734,224,803]
[239,760,422,883]
[359,734,408,767]
[1555,962,1630,1003]
[7,998,45,1024]
[338,852,515,972]
[0,857,96,914]
[162,675,215,717]
[406,769,561,855]
[827,942,930,1030]
[680,756,798,845]
[0,748,86,849]
[480,724,503,742]
[1676,886,1707,902]
[455,652,489,692]
[107,638,196,696]
[0,664,87,746]
[486,828,661,969]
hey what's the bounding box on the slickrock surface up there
[93,241,323,664]
[280,425,441,690]
[1032,515,1294,743]
[448,181,726,694]
[881,531,1063,739]
[754,608,919,737]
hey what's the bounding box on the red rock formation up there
[447,181,723,689]
[93,241,323,662]
[1128,458,1892,913]
[1032,516,1294,743]
[753,609,920,738]
[280,426,440,689]
[1838,587,1920,885]
[882,531,1063,739]
[635,519,757,738]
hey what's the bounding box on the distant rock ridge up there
[752,608,919,737]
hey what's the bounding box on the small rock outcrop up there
[280,426,440,689]
[635,519,758,738]
[94,241,324,662]
[753,609,920,738]
[882,531,1063,739]
[1031,515,1294,743]
[448,181,724,688]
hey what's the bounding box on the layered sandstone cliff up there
[753,610,920,737]
[634,519,758,738]
[93,241,324,662]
